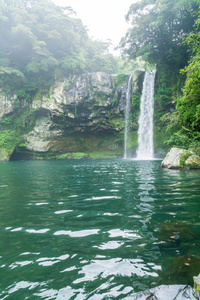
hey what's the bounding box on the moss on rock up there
[0,148,13,161]
[185,155,200,169]
[162,147,200,169]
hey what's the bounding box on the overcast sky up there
[52,0,136,53]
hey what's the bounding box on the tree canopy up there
[120,0,200,69]
[120,0,200,153]
[165,13,200,151]
[0,0,117,98]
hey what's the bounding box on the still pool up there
[0,159,200,299]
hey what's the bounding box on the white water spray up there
[136,70,156,160]
[124,75,132,159]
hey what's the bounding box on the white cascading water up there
[136,70,156,160]
[124,75,132,159]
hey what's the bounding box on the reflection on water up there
[0,160,200,299]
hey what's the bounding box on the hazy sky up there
[52,0,136,51]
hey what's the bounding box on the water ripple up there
[0,160,200,299]
[73,258,159,284]
[108,229,141,239]
[9,260,33,269]
[94,241,124,250]
[26,229,50,234]
[36,254,69,267]
[85,196,121,201]
[54,210,73,214]
[54,229,100,237]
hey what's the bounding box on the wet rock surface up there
[131,285,198,300]
[0,71,144,160]
[21,72,134,156]
[161,148,188,169]
[161,147,200,169]
[0,90,17,119]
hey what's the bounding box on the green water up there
[0,159,200,299]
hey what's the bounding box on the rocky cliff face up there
[0,71,143,161]
[0,90,17,119]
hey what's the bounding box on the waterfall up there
[136,70,156,160]
[124,75,132,159]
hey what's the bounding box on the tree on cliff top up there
[120,0,200,154]
[0,0,117,97]
[120,0,200,69]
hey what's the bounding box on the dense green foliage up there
[1,0,200,159]
[166,13,200,153]
[0,0,121,158]
[120,0,200,154]
[0,0,117,98]
[0,105,36,159]
[120,0,199,68]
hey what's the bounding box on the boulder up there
[185,155,200,167]
[161,147,200,169]
[56,285,198,300]
[194,274,200,299]
[161,147,188,169]
[130,285,198,300]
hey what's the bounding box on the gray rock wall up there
[0,72,143,160]
[0,90,17,120]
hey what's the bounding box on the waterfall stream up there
[136,70,156,160]
[124,75,132,159]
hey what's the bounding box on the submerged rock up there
[131,285,198,300]
[161,147,200,169]
[166,256,200,285]
[156,221,197,243]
